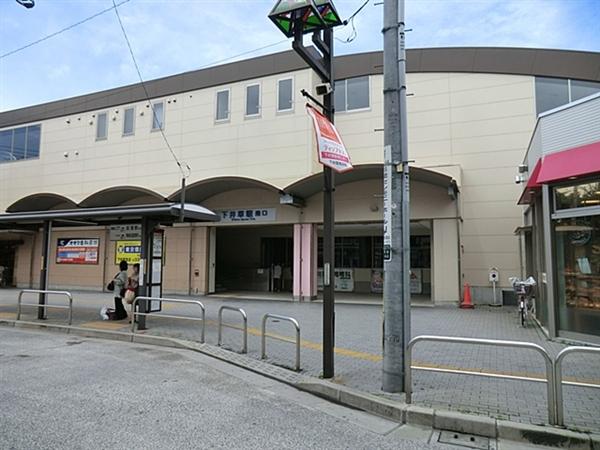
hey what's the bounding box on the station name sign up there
[217,208,277,223]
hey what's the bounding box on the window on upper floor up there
[335,76,370,112]
[535,77,600,115]
[216,89,230,121]
[0,124,41,163]
[151,101,164,131]
[96,112,108,140]
[123,107,135,136]
[245,84,261,117]
[277,78,293,112]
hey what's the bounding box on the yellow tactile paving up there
[80,320,129,331]
[0,312,16,319]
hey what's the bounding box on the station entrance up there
[215,225,294,294]
[0,239,20,288]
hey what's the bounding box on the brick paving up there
[1,288,599,431]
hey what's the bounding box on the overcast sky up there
[0,0,599,112]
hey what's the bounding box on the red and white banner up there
[306,104,353,173]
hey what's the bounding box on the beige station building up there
[1,47,600,316]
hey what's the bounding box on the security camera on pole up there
[382,0,411,393]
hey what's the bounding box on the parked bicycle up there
[509,276,536,327]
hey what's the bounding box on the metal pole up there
[322,26,335,379]
[37,220,51,320]
[382,0,410,392]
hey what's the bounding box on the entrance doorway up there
[215,225,293,294]
[0,240,19,288]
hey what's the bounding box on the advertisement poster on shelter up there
[56,238,99,265]
[115,240,141,265]
[306,104,353,173]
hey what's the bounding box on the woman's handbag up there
[106,280,115,291]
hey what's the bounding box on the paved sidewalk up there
[1,288,599,431]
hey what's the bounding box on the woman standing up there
[112,260,129,320]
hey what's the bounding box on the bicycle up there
[509,277,536,327]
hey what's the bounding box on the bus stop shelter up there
[0,202,219,328]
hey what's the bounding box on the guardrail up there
[131,297,205,343]
[261,313,301,371]
[555,346,600,426]
[217,306,248,353]
[406,335,557,425]
[17,289,73,325]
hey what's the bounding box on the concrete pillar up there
[293,223,317,301]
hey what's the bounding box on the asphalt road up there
[0,327,463,450]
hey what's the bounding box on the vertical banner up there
[306,104,353,173]
[383,145,393,261]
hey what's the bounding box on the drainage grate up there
[438,430,489,449]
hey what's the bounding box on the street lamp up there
[269,0,342,379]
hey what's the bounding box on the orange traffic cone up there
[460,283,474,309]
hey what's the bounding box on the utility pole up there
[382,0,411,393]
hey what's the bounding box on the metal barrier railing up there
[261,313,301,371]
[131,297,205,343]
[217,306,248,353]
[555,346,600,426]
[406,335,557,425]
[17,289,73,325]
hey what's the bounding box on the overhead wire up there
[0,0,132,60]
[111,0,189,179]
[336,0,370,44]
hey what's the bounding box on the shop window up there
[151,101,164,131]
[123,107,135,136]
[554,215,600,337]
[334,76,370,112]
[216,89,230,121]
[0,124,41,163]
[245,84,261,117]
[570,79,600,102]
[277,78,293,112]
[96,112,108,140]
[535,77,568,115]
[555,181,600,210]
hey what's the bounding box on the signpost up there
[56,238,99,264]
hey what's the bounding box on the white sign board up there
[306,104,353,173]
[317,268,354,292]
[109,224,141,241]
[217,208,277,223]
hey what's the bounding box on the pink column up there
[293,224,317,301]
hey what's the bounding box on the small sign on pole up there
[306,104,353,173]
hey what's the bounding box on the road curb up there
[1,318,599,448]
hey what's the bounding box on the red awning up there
[518,159,542,205]
[537,140,600,183]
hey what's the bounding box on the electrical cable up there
[336,0,370,44]
[1,0,132,60]
[111,0,190,179]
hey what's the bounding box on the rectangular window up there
[96,112,108,140]
[277,78,293,112]
[151,102,164,130]
[12,127,26,160]
[216,89,230,121]
[334,76,370,112]
[555,181,600,210]
[245,84,260,117]
[535,77,569,115]
[123,107,135,136]
[570,79,600,102]
[0,124,41,163]
[0,129,13,161]
[25,125,40,158]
